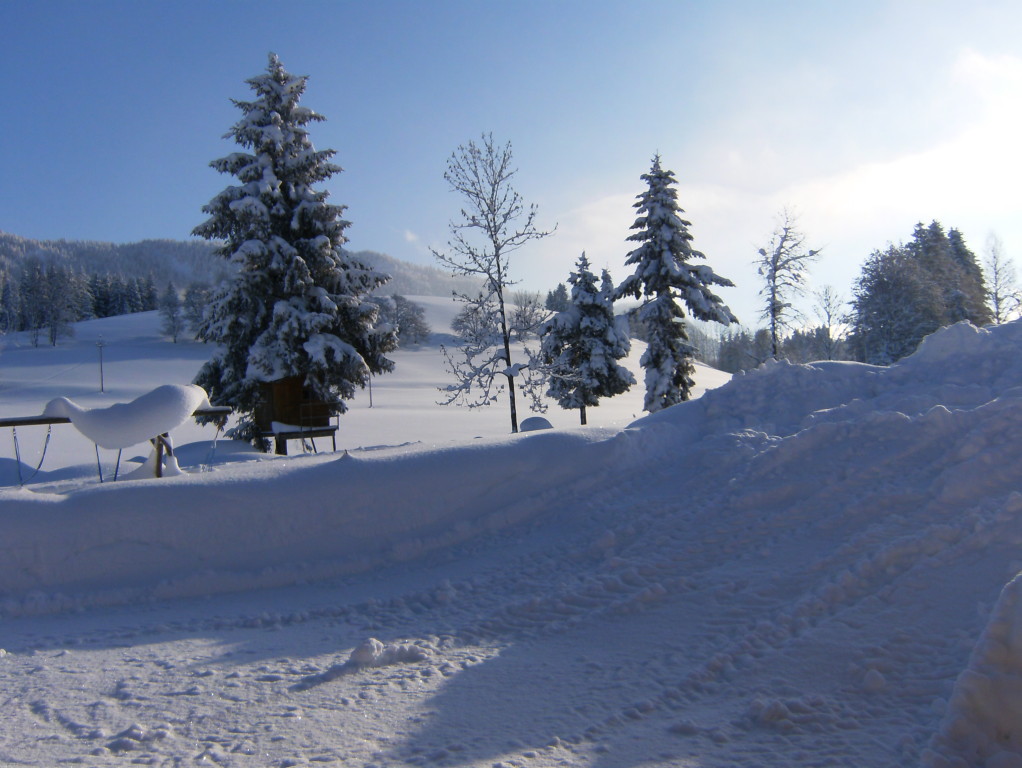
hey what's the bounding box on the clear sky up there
[3,0,1020,326]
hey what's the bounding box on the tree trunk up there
[497,289,519,434]
[580,404,587,425]
[506,375,518,433]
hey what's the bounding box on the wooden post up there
[152,433,173,478]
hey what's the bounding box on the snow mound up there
[42,385,211,450]
[926,572,1022,767]
[519,416,553,432]
[348,637,434,667]
[908,320,991,364]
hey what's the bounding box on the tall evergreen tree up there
[107,275,132,316]
[614,155,736,412]
[906,221,990,326]
[43,264,76,346]
[89,274,111,318]
[540,254,634,424]
[0,271,20,333]
[946,227,991,325]
[140,276,159,312]
[71,270,94,321]
[193,53,396,443]
[124,278,144,314]
[19,258,46,346]
[159,282,185,343]
[545,283,569,312]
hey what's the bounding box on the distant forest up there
[0,232,479,344]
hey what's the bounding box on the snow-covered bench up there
[266,421,338,456]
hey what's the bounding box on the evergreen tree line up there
[0,258,160,345]
[715,326,842,372]
[0,232,226,289]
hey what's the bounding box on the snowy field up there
[0,299,1019,767]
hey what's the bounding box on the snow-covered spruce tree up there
[20,257,46,346]
[615,155,737,412]
[0,272,19,333]
[193,53,395,445]
[540,254,635,425]
[432,133,553,433]
[42,264,77,346]
[545,283,569,312]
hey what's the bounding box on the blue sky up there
[3,0,1020,325]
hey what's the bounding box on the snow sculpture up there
[43,385,211,450]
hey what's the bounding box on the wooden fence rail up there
[2,407,234,481]
[0,407,232,430]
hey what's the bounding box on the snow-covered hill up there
[0,232,480,298]
[0,305,1017,767]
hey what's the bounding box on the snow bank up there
[0,429,611,611]
[8,320,1022,617]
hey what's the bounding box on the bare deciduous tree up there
[756,209,820,359]
[432,134,554,433]
[812,285,848,360]
[983,232,1021,324]
[509,290,548,341]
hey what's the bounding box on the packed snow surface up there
[0,303,1020,767]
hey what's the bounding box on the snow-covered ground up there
[0,299,1017,767]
